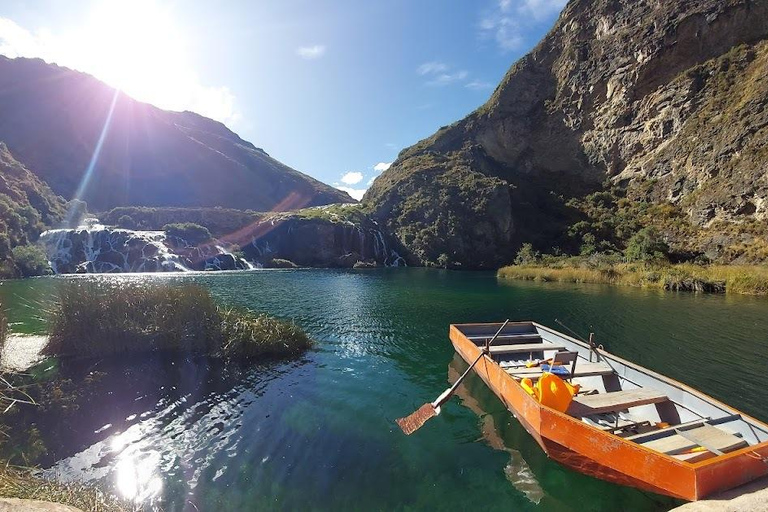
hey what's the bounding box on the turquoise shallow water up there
[2,268,768,511]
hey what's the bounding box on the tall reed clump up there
[220,308,312,358]
[0,303,6,351]
[43,280,311,359]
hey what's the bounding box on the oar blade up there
[396,403,438,435]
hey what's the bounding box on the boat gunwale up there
[450,322,768,470]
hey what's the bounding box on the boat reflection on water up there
[447,354,546,505]
[445,353,679,511]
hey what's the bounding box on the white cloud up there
[479,13,524,51]
[426,70,468,86]
[465,80,494,91]
[480,0,566,52]
[417,61,468,87]
[0,13,240,125]
[417,61,448,75]
[340,171,364,185]
[336,186,366,201]
[296,44,326,59]
[373,162,391,173]
[519,0,568,21]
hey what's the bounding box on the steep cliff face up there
[0,56,353,211]
[365,0,768,268]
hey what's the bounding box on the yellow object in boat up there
[520,378,537,397]
[536,372,576,413]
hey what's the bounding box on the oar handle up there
[433,319,510,409]
[484,319,510,353]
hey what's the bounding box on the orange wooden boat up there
[449,321,768,501]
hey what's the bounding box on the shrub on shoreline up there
[43,281,311,359]
[498,260,768,295]
[11,245,51,277]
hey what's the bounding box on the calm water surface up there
[3,268,768,511]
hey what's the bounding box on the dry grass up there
[43,281,312,360]
[0,466,131,512]
[0,304,6,351]
[498,263,768,295]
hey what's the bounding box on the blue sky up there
[0,0,567,199]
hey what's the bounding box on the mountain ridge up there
[0,56,353,212]
[365,0,768,269]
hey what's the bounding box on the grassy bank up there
[498,262,768,295]
[0,372,130,511]
[0,466,130,512]
[43,281,312,359]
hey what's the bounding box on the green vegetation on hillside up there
[163,222,214,245]
[44,281,312,359]
[10,245,51,277]
[0,143,66,278]
[105,206,263,237]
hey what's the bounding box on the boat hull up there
[449,324,768,501]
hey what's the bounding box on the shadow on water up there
[11,353,311,510]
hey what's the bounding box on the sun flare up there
[71,1,186,105]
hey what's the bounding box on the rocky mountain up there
[0,56,352,212]
[365,0,768,268]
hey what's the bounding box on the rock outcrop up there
[365,0,768,268]
[0,56,353,211]
[236,211,405,268]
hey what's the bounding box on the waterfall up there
[39,227,191,274]
[38,217,249,274]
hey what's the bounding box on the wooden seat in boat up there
[488,343,566,354]
[568,388,669,417]
[506,361,614,380]
[467,333,541,342]
[639,425,747,457]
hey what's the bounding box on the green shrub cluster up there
[103,206,263,237]
[163,222,213,245]
[11,245,51,277]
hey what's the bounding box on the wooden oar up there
[396,319,510,435]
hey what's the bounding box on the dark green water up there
[3,268,768,511]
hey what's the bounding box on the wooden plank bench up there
[467,333,541,342]
[489,343,566,355]
[505,361,614,380]
[568,388,669,417]
[640,425,747,456]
